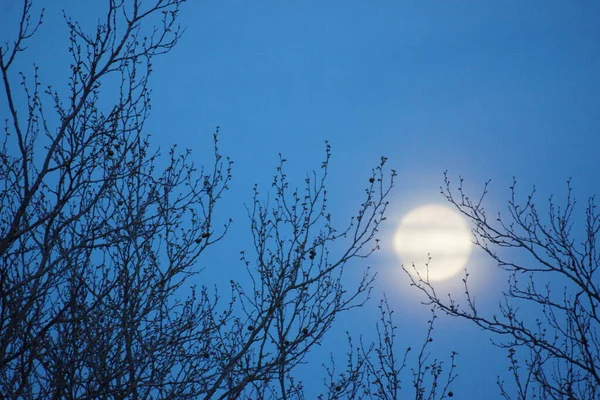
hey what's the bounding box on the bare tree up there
[0,1,435,399]
[406,173,600,400]
[319,297,457,400]
[198,148,394,400]
[0,0,233,397]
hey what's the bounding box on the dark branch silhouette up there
[0,2,461,399]
[406,172,599,400]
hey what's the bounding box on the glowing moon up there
[395,204,473,282]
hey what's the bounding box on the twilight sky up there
[2,0,599,397]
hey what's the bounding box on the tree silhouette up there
[407,173,600,400]
[0,1,459,399]
[319,296,457,400]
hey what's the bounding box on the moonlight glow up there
[395,204,473,282]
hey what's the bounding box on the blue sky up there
[2,0,600,397]
[155,4,599,395]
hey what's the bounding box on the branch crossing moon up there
[394,204,473,282]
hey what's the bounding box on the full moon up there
[394,204,473,282]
